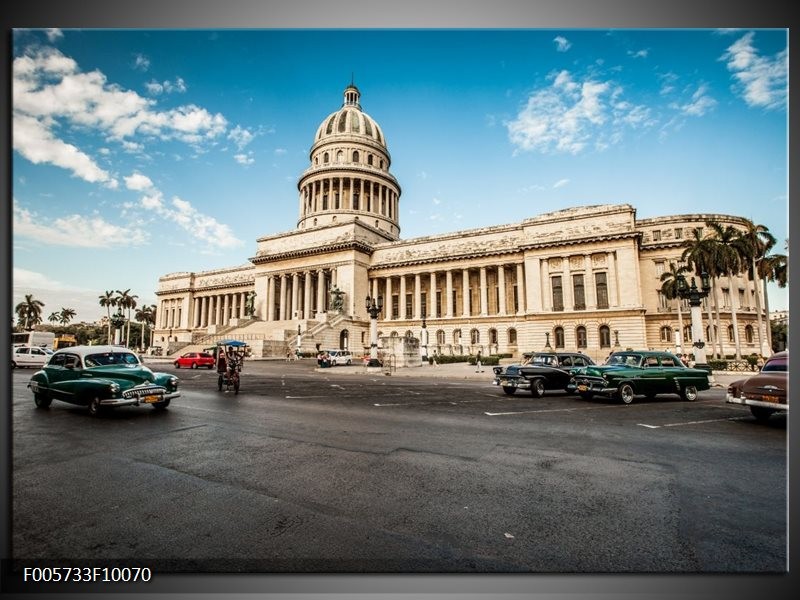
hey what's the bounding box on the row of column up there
[264,268,335,321]
[301,176,398,220]
[539,252,619,312]
[160,298,183,330]
[191,291,249,328]
[370,263,527,321]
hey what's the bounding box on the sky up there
[11,28,789,324]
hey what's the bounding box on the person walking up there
[475,350,483,373]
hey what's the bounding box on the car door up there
[47,353,83,402]
[28,346,49,368]
[639,355,667,394]
[14,347,31,366]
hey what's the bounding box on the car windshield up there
[762,359,787,372]
[530,355,557,366]
[607,353,643,367]
[84,352,140,367]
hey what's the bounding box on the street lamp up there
[420,314,428,362]
[676,272,712,369]
[365,294,383,367]
[544,332,552,350]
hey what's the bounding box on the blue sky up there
[12,28,788,323]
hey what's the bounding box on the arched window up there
[660,326,673,343]
[599,325,611,348]
[745,324,754,344]
[390,331,399,338]
[339,329,349,351]
[336,150,343,163]
[323,152,329,163]
[404,330,414,338]
[453,329,462,345]
[706,325,718,341]
[728,324,735,343]
[576,326,587,348]
[683,325,692,344]
[489,328,498,344]
[508,328,517,345]
[554,326,565,349]
[470,329,480,344]
[368,155,373,166]
[353,150,360,162]
[436,330,445,345]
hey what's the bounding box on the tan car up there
[726,351,788,421]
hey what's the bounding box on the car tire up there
[174,362,180,368]
[750,406,775,422]
[531,379,545,398]
[680,385,698,402]
[11,361,16,369]
[502,387,516,396]
[191,362,198,369]
[218,375,223,391]
[153,399,170,411]
[618,383,635,404]
[34,392,51,408]
[88,396,103,417]
[346,359,352,365]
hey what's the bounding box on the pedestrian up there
[432,349,438,366]
[286,350,291,362]
[475,350,483,373]
[756,355,765,371]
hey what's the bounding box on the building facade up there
[155,84,769,362]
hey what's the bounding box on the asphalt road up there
[10,359,787,575]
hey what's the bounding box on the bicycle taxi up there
[213,340,249,394]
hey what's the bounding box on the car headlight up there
[170,377,179,389]
[109,383,120,394]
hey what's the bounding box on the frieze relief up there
[592,253,607,268]
[569,256,585,270]
[374,235,520,265]
[548,257,563,271]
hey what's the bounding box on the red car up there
[726,351,788,421]
[174,352,215,369]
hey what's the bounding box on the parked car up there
[492,352,595,397]
[567,350,711,404]
[726,351,788,421]
[174,351,215,369]
[11,345,51,369]
[327,350,353,366]
[28,345,180,416]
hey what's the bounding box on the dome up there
[313,86,386,148]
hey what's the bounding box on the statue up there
[245,291,256,316]
[330,286,345,313]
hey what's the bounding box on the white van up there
[327,350,353,366]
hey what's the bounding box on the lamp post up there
[676,272,712,369]
[420,314,428,362]
[365,294,383,367]
[296,324,302,358]
[544,332,552,350]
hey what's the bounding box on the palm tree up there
[681,228,720,358]
[48,311,61,326]
[59,307,76,326]
[15,294,45,331]
[98,290,117,344]
[135,304,157,350]
[758,251,787,351]
[115,289,138,348]
[659,262,690,350]
[734,220,776,356]
[706,221,744,359]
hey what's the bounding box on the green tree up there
[659,262,690,349]
[15,294,45,331]
[115,289,138,348]
[134,304,156,351]
[98,290,117,344]
[59,307,76,326]
[758,250,787,352]
[48,311,61,326]
[706,221,745,359]
[734,220,776,356]
[681,228,721,358]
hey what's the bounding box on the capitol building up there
[155,84,767,362]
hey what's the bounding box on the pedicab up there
[214,340,249,394]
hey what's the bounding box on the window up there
[435,291,442,318]
[728,324,735,343]
[421,293,427,319]
[322,194,328,210]
[470,329,480,344]
[368,155,373,166]
[745,325,754,343]
[352,150,359,162]
[674,228,683,240]
[551,276,564,311]
[323,152,329,163]
[722,288,730,308]
[652,230,662,241]
[554,326,565,349]
[683,325,692,343]
[658,291,669,309]
[599,325,611,348]
[738,289,746,307]
[353,192,359,210]
[654,260,665,276]
[595,272,609,309]
[336,150,343,163]
[453,329,461,345]
[391,295,399,319]
[576,326,587,348]
[489,328,498,344]
[661,356,676,367]
[573,274,585,310]
[660,326,673,342]
[436,330,445,345]
[508,328,517,345]
[405,294,412,320]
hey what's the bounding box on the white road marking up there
[286,395,327,399]
[637,416,750,429]
[485,405,619,416]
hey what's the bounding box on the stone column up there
[608,251,619,308]
[462,268,471,317]
[542,259,551,311]
[563,256,573,311]
[192,298,200,328]
[279,275,287,321]
[399,274,407,319]
[497,265,507,316]
[385,277,392,320]
[445,270,454,318]
[517,263,526,314]
[291,273,300,319]
[214,295,222,325]
[429,272,437,317]
[585,254,596,309]
[414,274,422,320]
[316,270,326,315]
[200,297,207,327]
[266,277,274,321]
[479,266,488,316]
[222,294,229,326]
[303,271,312,319]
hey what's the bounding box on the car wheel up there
[34,392,51,408]
[346,359,352,365]
[680,385,698,402]
[174,362,180,368]
[618,383,635,404]
[234,379,240,394]
[579,392,594,401]
[11,361,16,369]
[88,396,103,417]
[153,399,170,411]
[191,362,198,369]
[530,379,545,398]
[502,387,516,396]
[750,406,775,422]
[218,375,223,391]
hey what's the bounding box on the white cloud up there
[124,172,155,192]
[507,70,650,154]
[228,124,255,150]
[678,84,717,117]
[273,148,287,155]
[553,178,570,189]
[432,197,441,205]
[234,152,255,165]
[721,32,787,110]
[133,53,150,71]
[627,49,648,59]
[45,29,63,42]
[13,200,149,247]
[146,77,187,95]
[553,36,571,52]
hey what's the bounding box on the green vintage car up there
[28,345,180,416]
[567,350,711,404]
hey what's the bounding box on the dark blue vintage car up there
[28,345,180,416]
[567,350,711,404]
[492,352,595,397]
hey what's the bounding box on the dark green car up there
[28,345,180,416]
[567,350,711,404]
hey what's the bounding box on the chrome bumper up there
[726,393,787,411]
